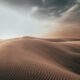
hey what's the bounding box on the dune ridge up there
[0,37,80,80]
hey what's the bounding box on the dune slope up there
[0,37,80,80]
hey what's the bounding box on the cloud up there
[0,0,80,38]
[0,0,76,19]
[77,0,80,3]
[59,4,80,23]
[47,3,80,38]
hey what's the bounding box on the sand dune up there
[0,37,80,80]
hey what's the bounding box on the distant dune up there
[0,37,80,80]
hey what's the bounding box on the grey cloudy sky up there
[0,0,80,39]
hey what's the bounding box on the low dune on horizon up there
[0,36,80,80]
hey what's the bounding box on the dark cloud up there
[37,0,80,38]
[1,0,42,7]
[33,0,77,19]
[47,3,80,38]
[1,0,77,19]
[60,5,80,23]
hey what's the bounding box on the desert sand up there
[0,37,80,80]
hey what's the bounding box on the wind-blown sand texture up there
[0,37,80,80]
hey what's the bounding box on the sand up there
[0,37,80,80]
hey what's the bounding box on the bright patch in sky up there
[0,5,50,39]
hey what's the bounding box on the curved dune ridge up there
[0,37,80,80]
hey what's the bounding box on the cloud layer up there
[1,0,76,19]
[0,0,80,38]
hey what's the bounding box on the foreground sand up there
[0,37,80,80]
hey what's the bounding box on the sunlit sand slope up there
[0,37,80,80]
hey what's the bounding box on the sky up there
[0,0,80,39]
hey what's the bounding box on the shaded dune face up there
[0,37,80,80]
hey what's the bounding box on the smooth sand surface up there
[0,37,80,80]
